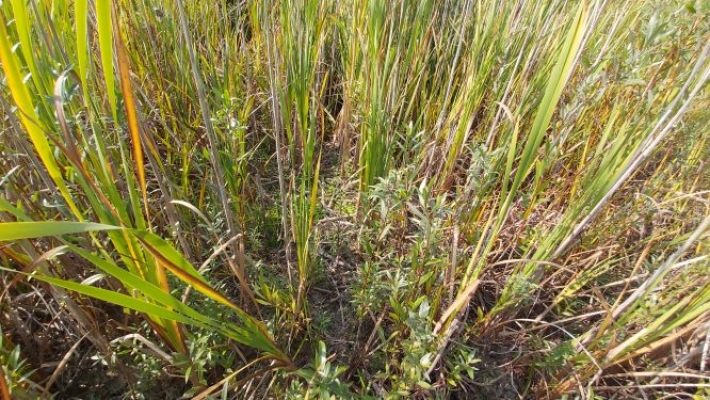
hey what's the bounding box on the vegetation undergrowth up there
[1,0,709,398]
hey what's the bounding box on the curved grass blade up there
[26,272,201,326]
[66,245,286,357]
[130,230,207,283]
[129,229,286,358]
[133,230,250,309]
[0,221,282,356]
[0,222,121,241]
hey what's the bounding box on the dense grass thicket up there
[1,0,709,398]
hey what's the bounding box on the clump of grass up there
[1,0,709,398]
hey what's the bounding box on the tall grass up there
[1,0,708,398]
[272,0,331,315]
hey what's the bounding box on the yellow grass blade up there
[113,4,149,225]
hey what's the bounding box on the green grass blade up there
[96,0,117,120]
[75,0,89,95]
[65,245,283,356]
[131,229,272,345]
[0,14,82,218]
[130,230,207,284]
[0,222,121,241]
[28,272,200,326]
[9,0,40,93]
[508,3,589,200]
